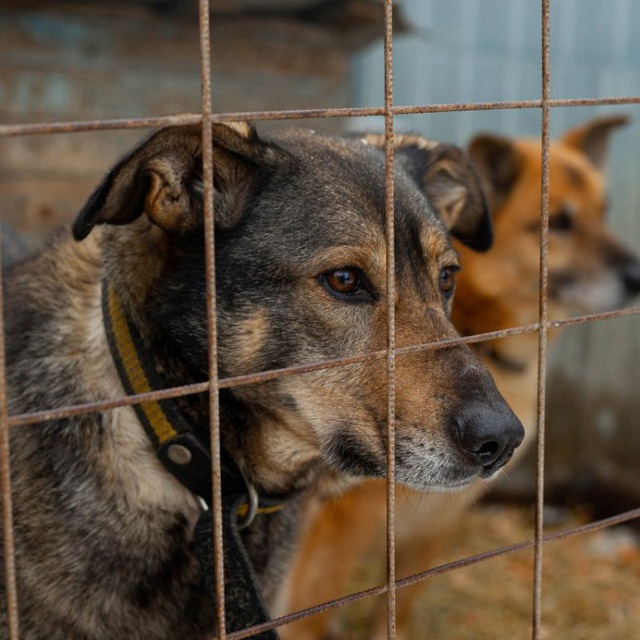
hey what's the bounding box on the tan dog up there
[281,115,640,640]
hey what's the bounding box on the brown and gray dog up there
[1,123,523,640]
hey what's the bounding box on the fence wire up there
[0,178,19,640]
[532,0,552,634]
[1,1,640,639]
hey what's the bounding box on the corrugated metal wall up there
[351,0,640,493]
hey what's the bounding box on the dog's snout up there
[452,402,524,471]
[621,258,640,296]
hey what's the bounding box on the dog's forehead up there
[260,130,445,246]
[519,139,604,195]
[268,129,388,194]
[550,146,605,194]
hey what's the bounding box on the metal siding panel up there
[573,0,616,62]
[474,0,512,54]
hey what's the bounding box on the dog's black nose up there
[452,402,524,470]
[622,259,640,296]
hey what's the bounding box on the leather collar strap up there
[102,281,280,639]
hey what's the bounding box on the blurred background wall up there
[1,0,386,235]
[2,0,639,506]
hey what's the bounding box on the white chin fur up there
[395,459,480,493]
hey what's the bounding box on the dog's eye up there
[439,266,459,300]
[324,268,359,294]
[549,208,574,232]
[320,267,373,302]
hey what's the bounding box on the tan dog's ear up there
[72,122,263,240]
[468,134,522,213]
[362,134,493,251]
[560,114,630,170]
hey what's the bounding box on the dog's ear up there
[72,122,263,240]
[415,143,493,252]
[468,134,522,214]
[361,134,493,252]
[560,114,630,170]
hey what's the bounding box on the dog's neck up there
[218,393,325,495]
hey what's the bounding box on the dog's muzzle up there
[450,401,524,476]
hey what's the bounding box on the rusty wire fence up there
[1,0,640,639]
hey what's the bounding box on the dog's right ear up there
[72,122,264,241]
[468,134,522,212]
[361,134,493,251]
[560,114,630,170]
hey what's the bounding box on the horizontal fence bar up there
[5,324,537,427]
[7,302,640,429]
[226,506,640,639]
[0,114,203,137]
[547,304,640,329]
[395,95,640,115]
[2,96,640,137]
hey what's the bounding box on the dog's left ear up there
[73,122,264,240]
[414,143,493,252]
[561,114,630,170]
[362,134,493,252]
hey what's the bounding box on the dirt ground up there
[326,504,640,640]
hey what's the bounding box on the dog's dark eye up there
[549,208,574,232]
[324,268,359,294]
[439,266,459,300]
[321,267,373,302]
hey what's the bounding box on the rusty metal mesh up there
[1,1,640,639]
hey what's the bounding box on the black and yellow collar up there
[103,281,185,446]
[103,281,287,638]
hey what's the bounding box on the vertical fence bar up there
[198,1,227,637]
[0,233,20,640]
[383,1,397,638]
[532,0,551,637]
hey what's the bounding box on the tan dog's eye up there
[439,266,459,299]
[320,267,376,303]
[549,208,574,232]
